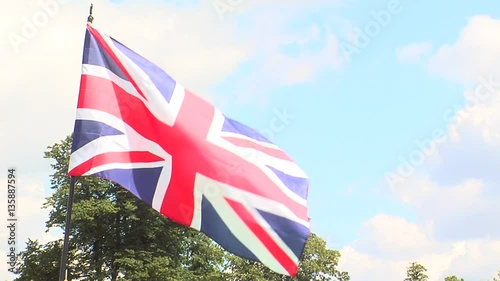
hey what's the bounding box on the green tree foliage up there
[14,239,62,280]
[15,135,225,281]
[444,276,465,281]
[14,135,349,281]
[404,262,429,281]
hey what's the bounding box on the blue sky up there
[206,0,500,248]
[2,0,500,280]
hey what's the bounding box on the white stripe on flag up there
[192,173,289,276]
[69,109,170,171]
[206,109,308,206]
[98,31,185,127]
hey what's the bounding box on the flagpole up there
[87,3,94,24]
[58,5,94,281]
[58,177,76,281]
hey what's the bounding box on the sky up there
[1,0,500,280]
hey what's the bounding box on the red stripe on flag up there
[69,151,164,176]
[222,137,292,161]
[77,74,166,147]
[86,23,148,101]
[78,74,308,221]
[225,198,298,276]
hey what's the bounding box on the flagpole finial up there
[87,3,94,23]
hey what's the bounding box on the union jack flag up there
[68,23,310,276]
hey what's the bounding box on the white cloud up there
[447,80,500,145]
[424,15,500,146]
[338,214,500,281]
[261,30,344,86]
[339,15,500,281]
[0,178,57,280]
[396,177,486,217]
[396,42,433,63]
[357,110,500,279]
[427,15,500,83]
[227,3,345,104]
[354,214,436,259]
[366,101,500,280]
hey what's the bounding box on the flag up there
[68,22,310,276]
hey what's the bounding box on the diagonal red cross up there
[76,25,308,275]
[78,74,306,224]
[81,25,307,225]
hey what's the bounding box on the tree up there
[404,262,428,281]
[14,239,62,280]
[14,135,349,280]
[493,270,500,281]
[15,135,226,280]
[444,276,465,281]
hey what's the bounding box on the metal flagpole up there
[58,5,94,281]
[87,3,94,24]
[58,176,76,281]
